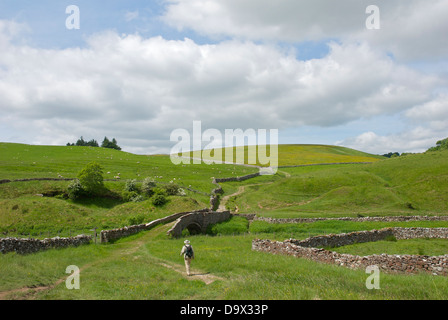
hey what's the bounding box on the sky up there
[0,0,447,155]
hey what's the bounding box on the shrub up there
[131,194,145,203]
[178,188,186,196]
[152,187,167,196]
[121,190,139,202]
[152,194,168,206]
[142,177,156,196]
[163,183,181,196]
[67,179,85,200]
[128,214,146,226]
[124,179,138,192]
[77,162,104,195]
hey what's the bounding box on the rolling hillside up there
[2,142,448,301]
[0,142,256,237]
[182,144,384,167]
[220,150,448,217]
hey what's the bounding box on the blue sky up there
[0,1,447,154]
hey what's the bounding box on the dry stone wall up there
[0,177,73,185]
[253,215,448,224]
[213,172,260,184]
[0,235,92,255]
[252,227,448,275]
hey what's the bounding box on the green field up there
[0,142,256,237]
[182,144,384,167]
[2,221,448,300]
[221,151,448,217]
[1,142,448,300]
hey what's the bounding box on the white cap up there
[184,240,190,244]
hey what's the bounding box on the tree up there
[77,162,104,195]
[86,139,99,147]
[101,137,121,150]
[76,136,86,146]
[101,137,110,148]
[427,137,448,152]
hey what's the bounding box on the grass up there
[0,142,258,237]
[2,221,448,300]
[248,219,448,241]
[1,142,448,300]
[183,144,384,167]
[0,142,257,194]
[222,151,448,217]
[0,190,206,238]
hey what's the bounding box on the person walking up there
[180,239,195,276]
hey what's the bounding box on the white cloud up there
[337,128,441,154]
[337,94,448,154]
[406,95,448,123]
[162,0,448,62]
[0,19,443,153]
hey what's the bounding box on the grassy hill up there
[221,150,448,217]
[2,142,448,300]
[0,142,257,237]
[182,144,384,167]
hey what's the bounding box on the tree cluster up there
[66,137,99,147]
[382,152,400,158]
[67,137,121,150]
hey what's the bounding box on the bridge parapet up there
[167,210,231,238]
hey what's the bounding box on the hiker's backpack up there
[185,245,193,258]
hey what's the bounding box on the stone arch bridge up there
[167,210,231,238]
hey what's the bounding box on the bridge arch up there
[185,222,202,235]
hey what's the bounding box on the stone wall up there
[0,235,92,255]
[252,227,448,275]
[278,162,374,168]
[213,172,260,183]
[252,215,448,224]
[100,209,210,243]
[0,177,73,185]
[167,210,231,238]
